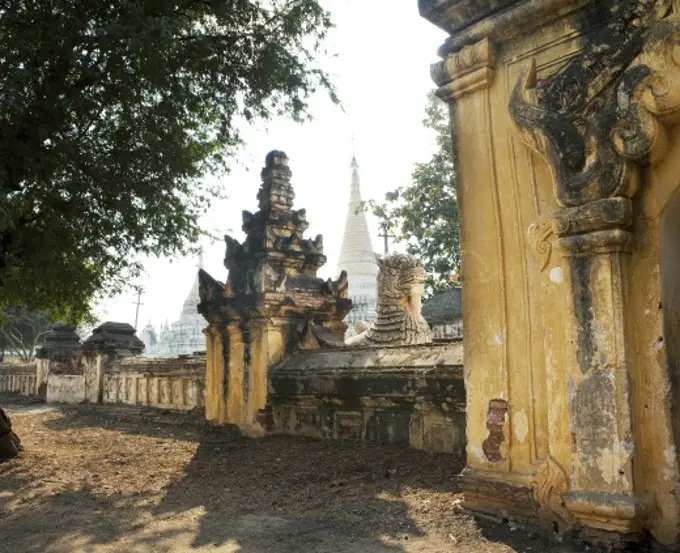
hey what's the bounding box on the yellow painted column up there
[553,201,645,535]
[225,323,245,427]
[244,319,289,436]
[203,324,227,423]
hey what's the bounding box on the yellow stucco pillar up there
[435,37,550,523]
[204,324,227,423]
[554,200,643,533]
[244,319,290,436]
[225,323,246,427]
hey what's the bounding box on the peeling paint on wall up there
[514,410,529,443]
[483,398,508,462]
[549,266,562,284]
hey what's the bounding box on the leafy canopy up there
[0,0,336,323]
[369,91,460,297]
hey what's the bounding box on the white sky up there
[95,1,447,330]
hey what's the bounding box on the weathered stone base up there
[269,342,465,454]
[459,469,652,550]
[458,468,537,525]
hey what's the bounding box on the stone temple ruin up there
[198,0,680,547]
[196,151,465,449]
[197,150,352,434]
[8,0,680,548]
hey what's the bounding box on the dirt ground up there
[0,396,585,553]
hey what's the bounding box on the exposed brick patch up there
[483,398,508,462]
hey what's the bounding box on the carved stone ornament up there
[509,1,680,209]
[531,456,574,532]
[348,253,433,346]
[431,37,495,100]
[197,151,351,334]
[527,218,557,271]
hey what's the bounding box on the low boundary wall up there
[103,356,205,411]
[0,364,37,396]
[269,341,465,454]
[46,375,86,404]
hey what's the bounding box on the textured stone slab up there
[269,341,464,453]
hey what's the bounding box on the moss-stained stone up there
[269,341,464,454]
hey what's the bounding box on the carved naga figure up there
[348,253,432,346]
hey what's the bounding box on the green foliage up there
[0,0,336,323]
[369,91,460,297]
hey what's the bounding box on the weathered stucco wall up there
[420,0,680,545]
[103,356,205,411]
[269,341,465,454]
[0,365,37,396]
[46,375,85,404]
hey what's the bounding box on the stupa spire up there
[337,155,378,278]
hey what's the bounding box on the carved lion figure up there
[347,253,432,346]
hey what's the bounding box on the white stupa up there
[152,251,207,356]
[337,156,378,337]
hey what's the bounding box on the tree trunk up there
[0,406,21,461]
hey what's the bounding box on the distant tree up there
[0,0,336,323]
[0,309,53,362]
[369,91,460,297]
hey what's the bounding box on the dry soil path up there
[0,397,582,553]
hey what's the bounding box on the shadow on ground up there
[0,402,458,552]
[0,401,591,553]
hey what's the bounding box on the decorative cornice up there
[559,229,634,256]
[529,198,633,264]
[553,198,633,237]
[432,38,495,101]
[431,0,588,58]
[418,0,521,35]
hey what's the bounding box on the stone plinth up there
[269,341,465,453]
[421,0,680,546]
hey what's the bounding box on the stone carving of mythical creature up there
[347,253,432,346]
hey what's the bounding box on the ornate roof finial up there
[351,154,359,169]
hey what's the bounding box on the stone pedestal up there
[420,0,680,546]
[35,323,83,398]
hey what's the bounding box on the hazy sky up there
[95,1,447,329]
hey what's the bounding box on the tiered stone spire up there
[231,150,326,281]
[198,150,351,328]
[196,151,352,433]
